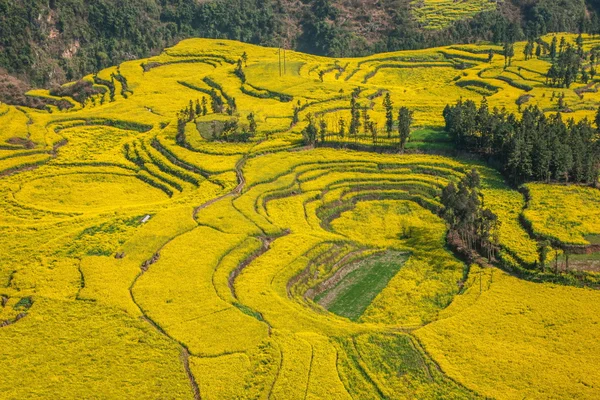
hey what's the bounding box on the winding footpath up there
[128,155,250,400]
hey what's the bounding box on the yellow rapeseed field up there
[0,34,598,399]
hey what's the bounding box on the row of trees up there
[210,113,257,142]
[176,97,256,144]
[441,169,500,262]
[5,0,600,89]
[443,98,600,185]
[545,35,590,88]
[301,92,413,151]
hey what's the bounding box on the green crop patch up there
[2,34,599,399]
[315,251,409,321]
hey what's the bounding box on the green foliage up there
[314,251,409,321]
[444,99,600,184]
[1,0,599,87]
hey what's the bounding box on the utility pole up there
[284,46,287,75]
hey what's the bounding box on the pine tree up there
[338,118,346,137]
[576,33,584,50]
[504,41,515,67]
[292,105,300,126]
[319,119,327,143]
[550,36,558,60]
[247,112,257,134]
[523,41,533,60]
[234,58,245,82]
[362,106,370,135]
[189,100,195,120]
[397,106,413,152]
[210,89,224,113]
[195,99,201,116]
[201,97,208,115]
[349,97,360,136]
[383,92,394,138]
[302,114,318,145]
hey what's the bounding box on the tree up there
[195,99,201,116]
[582,67,589,84]
[443,98,600,185]
[318,70,325,82]
[535,44,542,58]
[488,49,494,63]
[383,92,394,138]
[550,36,558,60]
[247,112,257,134]
[302,114,318,145]
[292,105,300,126]
[221,119,239,141]
[241,51,248,67]
[349,97,360,136]
[210,89,224,113]
[504,41,515,67]
[189,100,195,120]
[338,117,346,137]
[397,106,413,152]
[226,97,237,115]
[369,121,377,144]
[523,41,534,60]
[234,58,245,82]
[441,169,500,259]
[362,106,370,135]
[576,33,584,50]
[319,118,327,143]
[201,97,208,115]
[537,240,551,272]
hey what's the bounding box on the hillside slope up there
[0,0,598,92]
[1,37,600,399]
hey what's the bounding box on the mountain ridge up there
[0,0,598,97]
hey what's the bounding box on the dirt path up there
[181,348,201,400]
[0,139,67,178]
[125,153,252,399]
[193,156,247,218]
[129,264,202,399]
[0,312,27,328]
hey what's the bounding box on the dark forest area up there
[1,0,600,92]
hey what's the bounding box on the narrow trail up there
[181,348,201,400]
[0,312,27,328]
[127,154,250,399]
[227,232,290,335]
[193,156,247,219]
[227,233,287,300]
[129,267,202,399]
[0,139,67,178]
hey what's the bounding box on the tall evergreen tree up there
[550,36,558,60]
[383,92,394,138]
[397,106,413,152]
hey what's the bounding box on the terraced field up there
[1,34,600,399]
[410,0,498,30]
